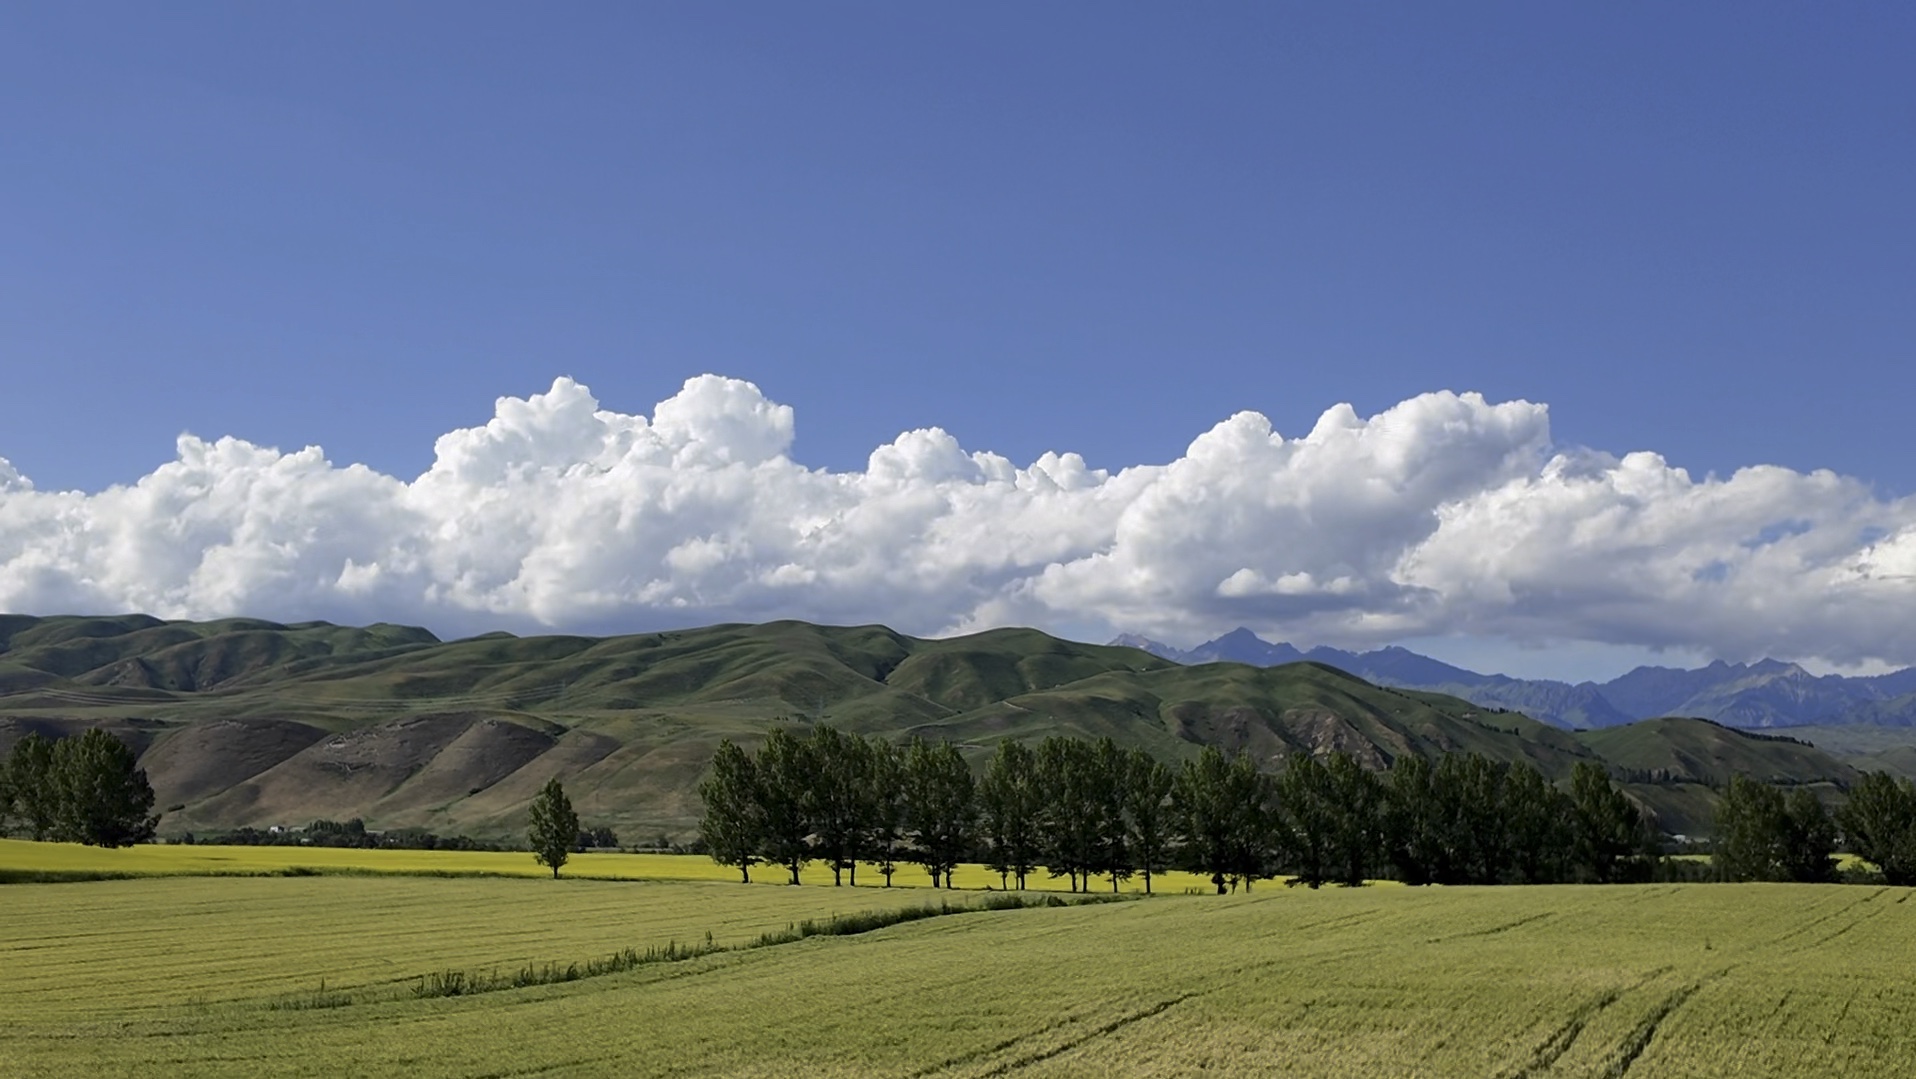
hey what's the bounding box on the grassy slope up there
[1,873,1911,1077]
[1571,718,1861,834]
[1787,724,1916,781]
[0,615,1853,840]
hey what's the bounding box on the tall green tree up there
[1090,738,1132,892]
[1323,752,1384,887]
[698,739,764,883]
[1504,762,1575,884]
[805,726,871,886]
[1714,779,1836,884]
[1838,771,1916,886]
[865,739,908,887]
[904,739,975,888]
[50,729,158,847]
[905,739,976,888]
[5,733,59,841]
[1277,753,1338,888]
[1570,762,1654,883]
[1173,747,1269,893]
[756,727,817,885]
[1036,737,1100,891]
[1779,787,1837,884]
[1123,747,1174,895]
[1448,754,1512,885]
[1714,774,1789,882]
[979,740,1042,890]
[1383,754,1444,886]
[527,777,579,879]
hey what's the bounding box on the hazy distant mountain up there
[1603,659,1916,728]
[1106,633,1187,661]
[1110,627,1916,730]
[1185,628,1308,666]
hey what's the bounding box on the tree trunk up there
[832,862,843,886]
[850,862,858,887]
[740,865,751,884]
[789,861,801,886]
[1143,868,1152,895]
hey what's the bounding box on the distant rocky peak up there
[1106,633,1188,662]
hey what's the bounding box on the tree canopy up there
[527,777,580,879]
[2,729,157,847]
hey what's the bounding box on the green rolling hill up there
[0,615,1868,841]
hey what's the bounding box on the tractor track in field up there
[1598,959,1746,1079]
[973,992,1200,1077]
[1765,889,1886,948]
[1428,910,1553,944]
[1496,966,1674,1079]
[919,919,1412,1077]
[1604,982,1702,1077]
[1284,908,1387,937]
[470,1050,628,1078]
[1809,902,1891,948]
[1822,990,1858,1046]
[903,992,1202,1079]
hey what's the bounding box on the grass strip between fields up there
[264,892,1129,1012]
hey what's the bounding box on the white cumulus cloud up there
[3,374,1914,667]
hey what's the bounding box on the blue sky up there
[2,5,1914,680]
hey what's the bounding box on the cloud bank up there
[3,375,1914,666]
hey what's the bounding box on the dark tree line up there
[1837,772,1916,886]
[699,727,977,887]
[0,730,158,847]
[1712,776,1838,883]
[698,726,1663,890]
[1713,772,1916,885]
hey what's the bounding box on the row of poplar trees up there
[698,725,1659,891]
[1714,771,1916,885]
[0,730,160,847]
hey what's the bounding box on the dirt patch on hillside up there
[1280,709,1395,769]
[372,717,558,814]
[191,713,481,827]
[450,727,623,817]
[141,718,329,807]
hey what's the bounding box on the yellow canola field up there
[0,837,1225,892]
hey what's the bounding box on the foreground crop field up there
[2,870,1910,1077]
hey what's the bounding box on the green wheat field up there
[2,843,1910,1077]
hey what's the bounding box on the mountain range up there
[1,614,1891,842]
[1110,629,1916,730]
